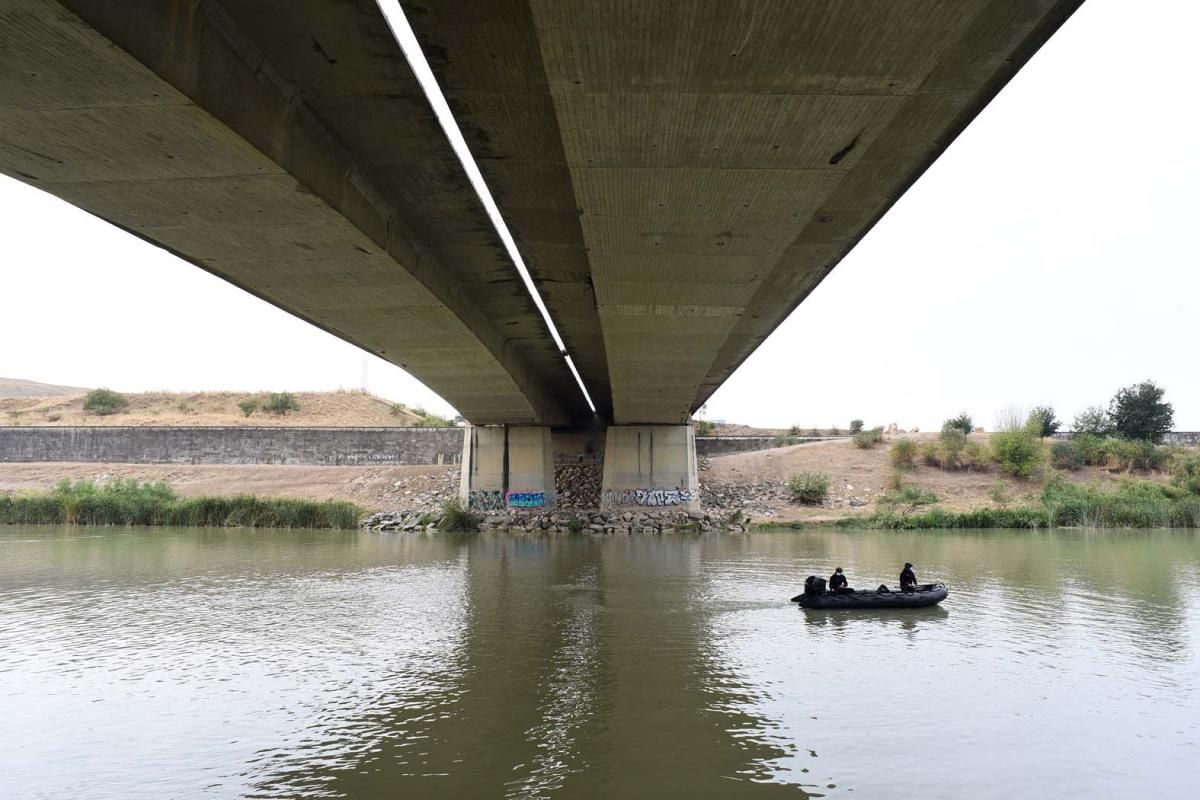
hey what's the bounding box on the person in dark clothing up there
[829,567,851,593]
[900,562,917,591]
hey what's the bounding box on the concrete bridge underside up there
[0,0,1082,425]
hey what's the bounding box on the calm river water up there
[1,527,1197,799]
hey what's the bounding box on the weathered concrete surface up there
[459,425,555,511]
[404,0,1083,422]
[1,1,1081,426]
[0,0,592,425]
[600,425,699,512]
[0,425,464,466]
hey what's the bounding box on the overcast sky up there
[2,0,1196,430]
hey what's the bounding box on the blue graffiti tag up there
[506,491,546,508]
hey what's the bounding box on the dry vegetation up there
[0,389,431,427]
[705,433,1190,523]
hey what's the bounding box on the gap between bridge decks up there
[375,1,597,415]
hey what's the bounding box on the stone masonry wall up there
[0,426,464,466]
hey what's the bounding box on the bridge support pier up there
[459,425,556,513]
[600,425,700,513]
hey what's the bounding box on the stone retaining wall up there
[0,426,464,466]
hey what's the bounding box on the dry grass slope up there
[0,389,430,427]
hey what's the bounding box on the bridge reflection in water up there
[254,535,803,798]
[1,528,1197,799]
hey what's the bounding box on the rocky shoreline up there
[360,460,875,532]
[362,507,752,533]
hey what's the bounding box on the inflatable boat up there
[791,582,948,609]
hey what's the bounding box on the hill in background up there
[0,387,451,428]
[0,376,89,398]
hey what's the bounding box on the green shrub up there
[46,413,62,422]
[437,496,481,532]
[943,413,974,436]
[886,469,904,491]
[788,472,829,505]
[266,392,300,415]
[989,480,1011,507]
[890,438,918,470]
[920,441,941,467]
[878,486,938,507]
[1050,440,1084,471]
[390,402,407,417]
[849,419,864,434]
[694,419,717,436]
[940,429,967,468]
[961,440,991,472]
[1171,452,1200,494]
[1105,438,1169,472]
[852,427,884,449]
[991,428,1044,478]
[566,517,585,534]
[772,434,799,447]
[83,388,128,416]
[238,398,259,418]
[1072,434,1108,465]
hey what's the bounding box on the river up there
[1,527,1197,799]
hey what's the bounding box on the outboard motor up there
[803,576,827,597]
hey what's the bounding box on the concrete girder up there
[0,0,592,425]
[403,0,1083,424]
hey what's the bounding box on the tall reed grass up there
[0,480,361,529]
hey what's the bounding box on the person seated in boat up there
[900,562,917,591]
[829,567,852,593]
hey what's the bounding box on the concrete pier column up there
[600,425,700,512]
[459,425,555,512]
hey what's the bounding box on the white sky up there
[1,0,1196,430]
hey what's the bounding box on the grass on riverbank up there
[0,479,362,529]
[835,477,1200,530]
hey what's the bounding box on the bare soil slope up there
[0,377,88,398]
[0,390,431,427]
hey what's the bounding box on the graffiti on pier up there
[506,491,547,509]
[602,487,693,507]
[467,490,505,511]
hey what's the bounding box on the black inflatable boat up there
[791,582,948,609]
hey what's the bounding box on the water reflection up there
[0,528,1197,799]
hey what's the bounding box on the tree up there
[1072,405,1113,437]
[849,419,864,434]
[1109,381,1174,443]
[1027,406,1060,438]
[943,413,973,436]
[83,388,128,416]
[694,419,716,436]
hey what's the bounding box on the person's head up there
[904,562,913,569]
[835,567,843,574]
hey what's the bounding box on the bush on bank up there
[788,472,829,505]
[1041,477,1200,528]
[0,479,361,529]
[838,507,1050,530]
